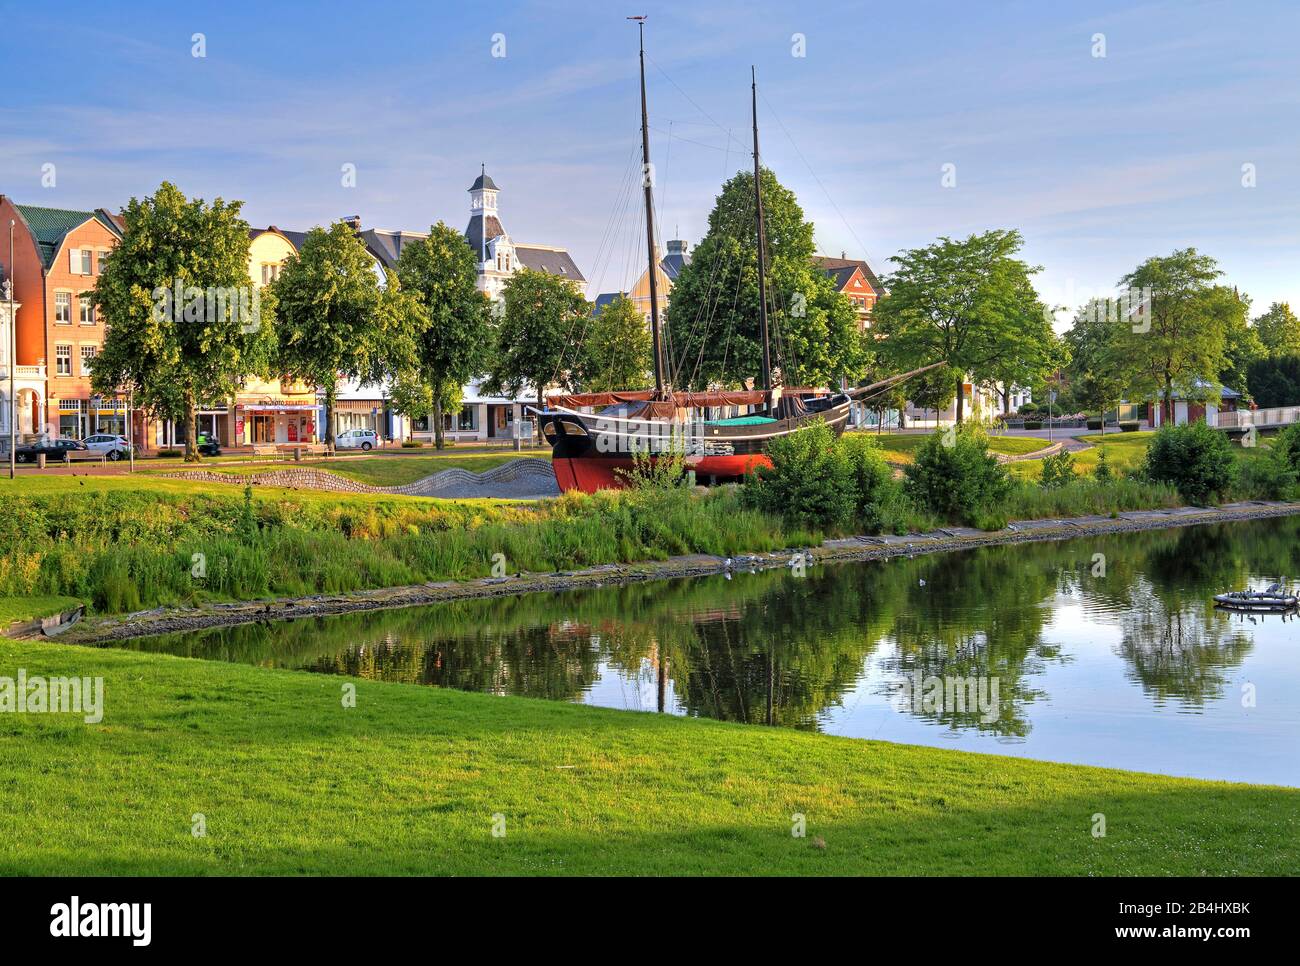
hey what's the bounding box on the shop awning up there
[241,404,318,412]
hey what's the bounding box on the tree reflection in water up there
[124,517,1300,737]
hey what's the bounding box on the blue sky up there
[2,0,1297,323]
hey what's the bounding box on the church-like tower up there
[465,166,512,299]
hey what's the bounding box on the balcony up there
[0,363,46,383]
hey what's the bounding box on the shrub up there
[1236,422,1300,500]
[1086,418,1103,430]
[1039,450,1076,488]
[1119,421,1140,432]
[1142,421,1235,505]
[616,440,688,491]
[401,440,424,448]
[904,426,1011,528]
[743,421,855,530]
[838,434,896,533]
[1271,422,1300,478]
[1023,420,1043,430]
[1093,448,1112,482]
[155,449,183,458]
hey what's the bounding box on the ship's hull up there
[539,398,853,494]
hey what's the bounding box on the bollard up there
[294,447,303,462]
[37,453,45,469]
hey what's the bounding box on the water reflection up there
[119,517,1300,784]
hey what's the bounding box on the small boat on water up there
[1213,583,1298,611]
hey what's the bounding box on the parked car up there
[15,438,88,463]
[82,434,134,460]
[334,429,378,451]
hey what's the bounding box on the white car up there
[334,429,378,451]
[81,434,133,460]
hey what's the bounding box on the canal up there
[115,517,1300,785]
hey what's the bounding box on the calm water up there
[119,518,1300,785]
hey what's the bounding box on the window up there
[79,295,95,325]
[442,407,477,432]
[55,344,72,376]
[261,263,281,285]
[96,250,109,273]
[55,292,71,324]
[80,345,97,375]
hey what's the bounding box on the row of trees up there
[1060,249,1300,420]
[91,183,655,457]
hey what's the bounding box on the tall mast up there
[751,67,772,393]
[633,16,665,395]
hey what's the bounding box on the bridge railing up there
[1215,406,1300,429]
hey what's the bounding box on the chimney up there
[343,215,361,232]
[841,250,847,259]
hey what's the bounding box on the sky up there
[2,0,1297,326]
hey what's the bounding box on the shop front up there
[56,396,128,440]
[236,403,317,445]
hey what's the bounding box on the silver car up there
[82,434,133,460]
[334,429,378,451]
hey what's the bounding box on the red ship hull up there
[552,453,773,493]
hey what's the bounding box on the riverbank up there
[1,634,1295,875]
[56,498,1300,644]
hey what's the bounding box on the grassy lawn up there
[1010,431,1154,480]
[0,470,521,507]
[0,637,1294,875]
[160,450,549,487]
[0,595,81,625]
[871,432,1052,466]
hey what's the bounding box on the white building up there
[463,168,585,300]
[326,168,584,444]
[0,277,46,451]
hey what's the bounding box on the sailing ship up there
[533,19,940,494]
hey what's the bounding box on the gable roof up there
[514,244,585,282]
[812,255,883,294]
[14,204,122,269]
[361,228,431,270]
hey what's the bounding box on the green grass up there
[153,449,551,487]
[1011,432,1154,480]
[0,595,81,625]
[872,432,1052,465]
[0,484,808,614]
[0,637,1294,875]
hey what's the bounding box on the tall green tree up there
[1064,298,1127,419]
[1252,302,1300,358]
[91,182,270,461]
[578,294,653,392]
[1107,249,1233,418]
[270,221,420,452]
[873,230,1052,423]
[1247,355,1300,408]
[395,222,493,449]
[1218,289,1260,394]
[664,168,866,390]
[485,268,589,438]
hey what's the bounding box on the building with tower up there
[464,167,585,300]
